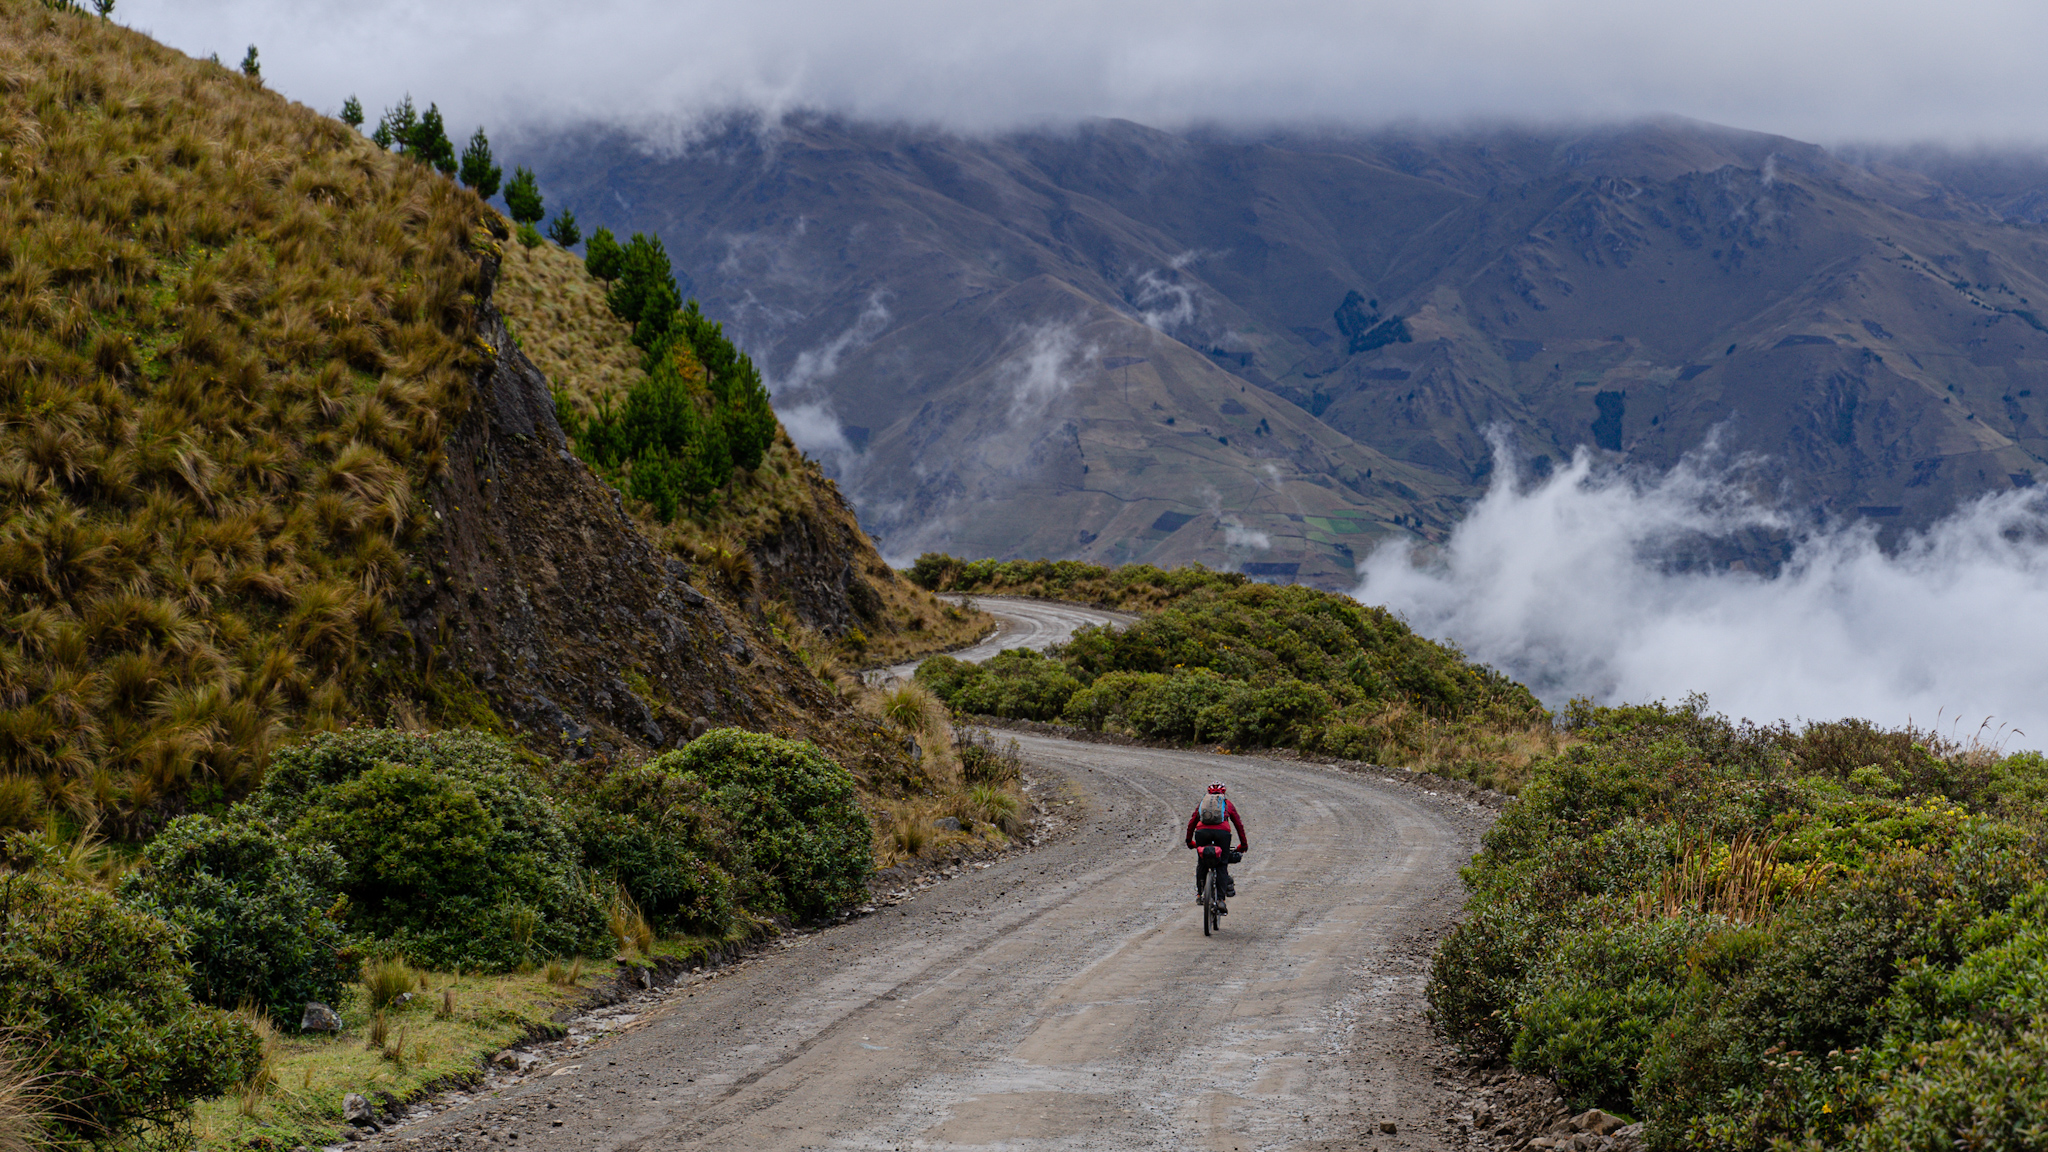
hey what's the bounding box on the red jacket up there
[1185,798,1246,851]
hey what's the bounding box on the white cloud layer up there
[124,0,2048,144]
[1355,445,2048,741]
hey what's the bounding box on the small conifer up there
[504,166,544,227]
[412,104,457,176]
[92,0,113,20]
[547,210,582,249]
[340,95,363,130]
[584,228,622,281]
[239,45,259,80]
[459,128,502,200]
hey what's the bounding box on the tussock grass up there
[0,1041,55,1152]
[360,956,417,1012]
[0,5,494,833]
[605,883,652,957]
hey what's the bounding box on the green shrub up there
[644,729,871,921]
[910,654,977,700]
[943,648,1083,721]
[0,866,261,1148]
[1059,670,1164,731]
[1121,667,1239,741]
[1435,697,2048,1152]
[575,765,739,935]
[117,814,354,1019]
[1510,915,1716,1113]
[256,729,607,970]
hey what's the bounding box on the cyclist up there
[1185,782,1247,911]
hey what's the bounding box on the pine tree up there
[504,167,544,228]
[239,45,260,81]
[584,228,622,281]
[340,95,363,130]
[458,128,501,200]
[377,96,417,154]
[370,120,393,150]
[547,210,582,249]
[91,0,113,20]
[411,104,458,176]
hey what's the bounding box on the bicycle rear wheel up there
[1201,870,1218,936]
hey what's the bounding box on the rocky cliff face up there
[399,253,844,763]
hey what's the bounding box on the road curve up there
[876,597,1140,682]
[388,736,1486,1152]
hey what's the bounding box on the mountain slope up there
[0,9,965,833]
[520,114,2048,580]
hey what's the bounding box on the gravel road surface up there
[383,736,1487,1152]
[875,597,1140,682]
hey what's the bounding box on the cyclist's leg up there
[1194,855,1210,900]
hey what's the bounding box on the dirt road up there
[388,736,1487,1152]
[875,597,1140,682]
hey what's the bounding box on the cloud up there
[1355,441,2048,740]
[773,400,849,453]
[1131,267,1199,332]
[777,290,890,396]
[1002,322,1089,425]
[122,0,2048,145]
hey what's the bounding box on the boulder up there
[492,1049,541,1073]
[342,1092,375,1126]
[934,817,962,832]
[1572,1109,1627,1136]
[301,1002,342,1033]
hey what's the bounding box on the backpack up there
[1198,793,1226,825]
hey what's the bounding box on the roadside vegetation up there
[1430,696,2048,1150]
[909,555,1559,789]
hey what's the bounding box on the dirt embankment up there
[396,258,876,766]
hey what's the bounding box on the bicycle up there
[1196,843,1241,936]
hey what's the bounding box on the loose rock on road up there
[382,735,1488,1151]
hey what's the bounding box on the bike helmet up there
[1207,782,1227,794]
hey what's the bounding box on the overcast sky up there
[123,0,2048,145]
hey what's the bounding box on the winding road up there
[387,601,1485,1152]
[875,596,1142,682]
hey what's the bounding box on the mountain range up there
[518,115,2048,584]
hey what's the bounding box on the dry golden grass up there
[0,6,495,833]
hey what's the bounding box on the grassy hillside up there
[0,4,491,833]
[495,239,987,666]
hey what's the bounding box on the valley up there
[520,116,2048,582]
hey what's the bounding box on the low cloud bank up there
[1356,446,2048,742]
[126,0,2048,145]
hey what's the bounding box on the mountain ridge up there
[516,112,2048,583]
